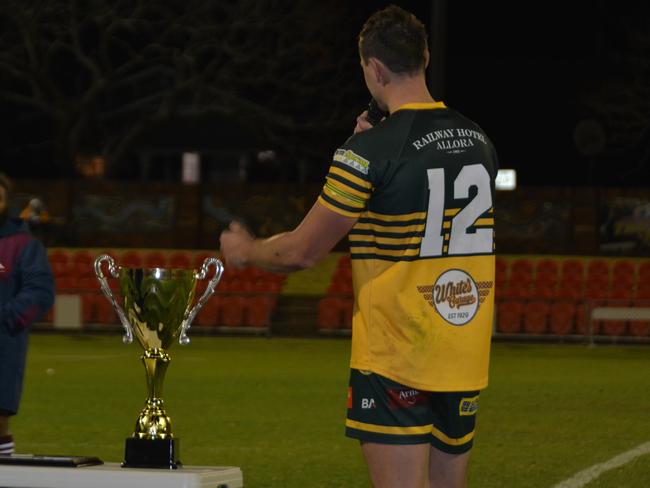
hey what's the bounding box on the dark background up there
[1,1,648,186]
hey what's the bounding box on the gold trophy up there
[94,254,224,469]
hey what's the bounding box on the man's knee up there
[429,447,470,488]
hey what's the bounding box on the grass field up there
[12,335,650,487]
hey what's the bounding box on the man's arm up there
[219,201,357,273]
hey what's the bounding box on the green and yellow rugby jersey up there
[318,102,497,391]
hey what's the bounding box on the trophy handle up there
[179,257,224,345]
[94,254,134,344]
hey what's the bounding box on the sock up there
[0,434,15,454]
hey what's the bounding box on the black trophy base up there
[122,437,181,469]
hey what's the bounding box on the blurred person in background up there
[0,173,55,455]
[220,5,497,487]
[20,197,51,241]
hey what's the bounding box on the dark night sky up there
[1,1,648,186]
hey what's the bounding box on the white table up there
[0,462,243,488]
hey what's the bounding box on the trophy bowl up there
[94,254,223,469]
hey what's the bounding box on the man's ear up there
[368,57,391,87]
[424,48,430,69]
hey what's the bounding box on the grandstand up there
[40,247,650,344]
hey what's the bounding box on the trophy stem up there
[133,349,173,440]
[143,349,170,401]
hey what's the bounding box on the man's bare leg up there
[429,446,471,488]
[361,442,430,488]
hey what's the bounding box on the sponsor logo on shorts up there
[361,398,376,409]
[416,270,493,326]
[459,395,479,416]
[347,387,352,409]
[387,388,427,410]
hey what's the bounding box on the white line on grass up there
[552,441,650,488]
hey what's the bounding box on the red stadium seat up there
[612,260,635,288]
[509,259,533,288]
[599,299,628,337]
[496,300,524,333]
[560,259,585,287]
[48,249,70,277]
[523,300,549,334]
[195,297,221,327]
[95,298,117,325]
[120,250,143,268]
[317,297,343,330]
[629,321,650,337]
[221,295,246,327]
[70,250,95,278]
[495,258,508,288]
[144,251,167,268]
[638,262,650,288]
[328,280,353,296]
[549,301,576,335]
[575,301,603,336]
[341,298,353,329]
[536,259,559,280]
[168,251,192,269]
[245,295,274,328]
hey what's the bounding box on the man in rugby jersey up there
[220,5,497,487]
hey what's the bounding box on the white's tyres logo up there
[432,269,479,326]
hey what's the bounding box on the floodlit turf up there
[12,335,650,487]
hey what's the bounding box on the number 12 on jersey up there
[420,164,493,257]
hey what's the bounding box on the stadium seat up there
[495,258,508,288]
[629,320,650,337]
[609,285,633,300]
[56,276,77,292]
[48,249,70,277]
[560,259,585,287]
[612,260,635,288]
[317,297,343,330]
[511,258,533,277]
[509,259,533,288]
[530,276,557,299]
[496,300,524,333]
[121,250,143,268]
[221,295,246,327]
[549,301,576,335]
[584,282,609,301]
[144,251,167,268]
[575,301,603,336]
[635,285,650,301]
[245,295,274,328]
[95,298,117,325]
[168,251,192,269]
[536,259,559,280]
[340,298,353,329]
[194,252,216,269]
[638,262,650,288]
[586,259,610,288]
[81,293,99,324]
[70,250,95,278]
[328,280,353,296]
[523,300,549,334]
[195,298,221,327]
[600,299,628,337]
[555,283,583,300]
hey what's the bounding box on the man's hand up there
[354,110,374,134]
[219,221,254,268]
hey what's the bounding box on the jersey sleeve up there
[317,147,374,217]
